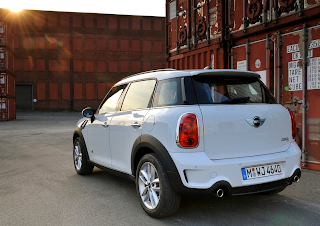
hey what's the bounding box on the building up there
[0,8,166,112]
[165,0,320,170]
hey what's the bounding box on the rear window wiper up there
[220,97,250,104]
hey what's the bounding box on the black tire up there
[136,153,181,218]
[261,187,286,195]
[73,137,94,175]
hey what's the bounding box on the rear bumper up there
[168,142,301,196]
[168,168,301,196]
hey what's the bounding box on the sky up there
[0,0,166,17]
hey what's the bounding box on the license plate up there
[241,163,282,180]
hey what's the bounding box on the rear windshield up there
[192,76,277,104]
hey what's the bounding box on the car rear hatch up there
[190,71,292,160]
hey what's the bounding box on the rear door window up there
[153,78,182,107]
[121,79,156,111]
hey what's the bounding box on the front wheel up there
[73,137,94,175]
[136,153,181,218]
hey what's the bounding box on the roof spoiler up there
[195,70,260,79]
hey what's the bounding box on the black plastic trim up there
[88,161,135,183]
[131,134,180,174]
[73,127,91,162]
[232,168,301,195]
[73,127,85,143]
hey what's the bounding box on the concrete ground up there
[0,112,319,226]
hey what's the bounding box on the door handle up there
[131,122,141,128]
[102,121,109,128]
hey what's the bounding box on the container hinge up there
[277,31,282,49]
[193,4,202,11]
[266,35,270,50]
[298,0,304,16]
[246,39,250,54]
[176,6,186,17]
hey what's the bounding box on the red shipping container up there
[0,73,15,97]
[0,47,14,74]
[0,22,14,51]
[0,97,16,121]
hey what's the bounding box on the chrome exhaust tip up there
[216,188,224,198]
[293,175,300,183]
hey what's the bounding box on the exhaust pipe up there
[293,175,300,183]
[216,188,224,198]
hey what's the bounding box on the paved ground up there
[0,111,320,226]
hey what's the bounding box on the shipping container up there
[166,0,320,170]
[0,97,16,121]
[279,24,320,171]
[0,22,14,51]
[0,72,15,97]
[0,47,14,73]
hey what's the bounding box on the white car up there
[73,69,301,218]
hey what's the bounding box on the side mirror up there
[82,107,95,122]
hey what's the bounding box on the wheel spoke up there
[150,190,155,208]
[140,169,149,183]
[150,189,159,206]
[152,185,160,192]
[74,146,79,156]
[151,178,159,184]
[150,164,156,181]
[143,191,150,202]
[77,158,82,169]
[139,175,148,185]
[147,163,152,181]
[141,186,148,196]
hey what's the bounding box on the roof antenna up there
[204,66,212,70]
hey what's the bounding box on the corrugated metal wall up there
[166,0,320,170]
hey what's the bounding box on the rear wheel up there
[136,153,181,218]
[73,137,94,175]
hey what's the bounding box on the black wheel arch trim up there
[73,127,90,162]
[131,134,179,174]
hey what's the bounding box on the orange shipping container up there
[0,72,15,97]
[0,22,14,51]
[0,47,14,73]
[0,97,16,121]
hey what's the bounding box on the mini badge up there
[246,116,266,128]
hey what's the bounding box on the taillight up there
[177,113,199,148]
[288,110,297,139]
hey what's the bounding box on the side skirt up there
[88,160,136,183]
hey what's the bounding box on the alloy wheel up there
[138,162,161,210]
[74,142,82,171]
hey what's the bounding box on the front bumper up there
[168,142,301,196]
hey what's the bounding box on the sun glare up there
[9,7,22,13]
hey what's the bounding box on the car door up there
[86,85,127,167]
[109,79,157,174]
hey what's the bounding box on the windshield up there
[192,76,276,104]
